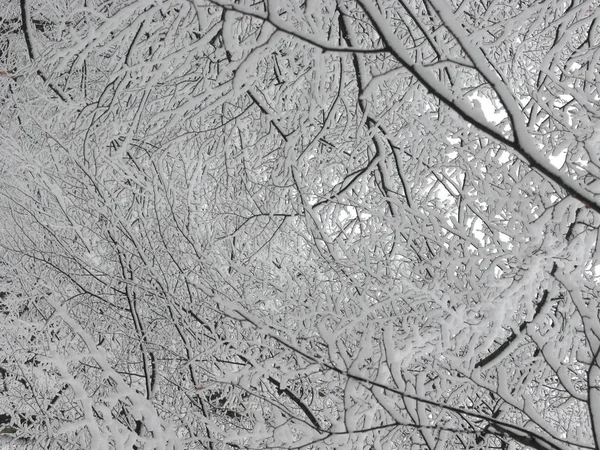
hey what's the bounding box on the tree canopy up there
[0,0,599,449]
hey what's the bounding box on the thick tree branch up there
[353,0,600,215]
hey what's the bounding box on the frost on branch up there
[0,0,599,449]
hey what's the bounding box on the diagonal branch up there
[221,301,576,450]
[20,0,69,102]
[354,0,600,215]
[475,277,558,369]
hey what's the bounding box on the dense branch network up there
[0,0,598,449]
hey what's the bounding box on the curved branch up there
[209,0,388,54]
